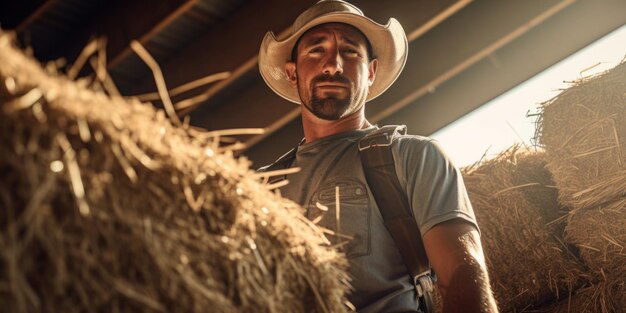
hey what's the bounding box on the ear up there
[285,61,298,87]
[367,58,378,87]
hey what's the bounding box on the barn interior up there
[2,0,624,167]
[1,1,625,312]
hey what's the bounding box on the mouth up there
[315,83,348,89]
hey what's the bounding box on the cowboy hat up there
[258,0,408,104]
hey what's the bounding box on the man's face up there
[285,23,377,120]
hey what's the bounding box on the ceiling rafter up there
[107,0,198,69]
[368,0,576,124]
[15,0,59,33]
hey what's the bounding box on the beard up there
[308,93,352,120]
[299,74,354,121]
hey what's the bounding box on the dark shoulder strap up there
[257,147,297,184]
[359,125,435,310]
[259,147,297,172]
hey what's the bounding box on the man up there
[258,1,498,312]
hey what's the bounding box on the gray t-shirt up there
[264,126,477,312]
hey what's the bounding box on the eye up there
[341,48,360,57]
[308,47,324,54]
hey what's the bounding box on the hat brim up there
[259,12,408,104]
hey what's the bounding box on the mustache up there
[311,74,351,85]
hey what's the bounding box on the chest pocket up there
[307,178,371,258]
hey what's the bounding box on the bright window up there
[431,25,626,168]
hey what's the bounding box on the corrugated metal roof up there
[18,0,109,59]
[111,0,247,86]
[8,0,247,86]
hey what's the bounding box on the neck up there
[301,106,372,143]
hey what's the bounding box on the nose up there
[322,49,343,76]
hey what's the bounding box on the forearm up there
[423,220,498,313]
[441,261,498,313]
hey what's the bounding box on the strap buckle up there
[414,270,435,298]
[358,132,393,151]
[358,125,406,151]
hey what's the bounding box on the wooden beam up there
[14,0,58,32]
[107,0,197,69]
[406,0,473,42]
[350,0,470,41]
[368,0,575,124]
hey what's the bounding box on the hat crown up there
[293,0,364,31]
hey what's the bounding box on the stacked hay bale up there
[561,201,626,311]
[462,147,587,312]
[529,287,598,313]
[538,62,626,210]
[0,32,350,313]
[538,61,626,313]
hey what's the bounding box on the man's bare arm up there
[422,219,498,313]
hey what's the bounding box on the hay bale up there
[528,283,623,313]
[537,61,626,211]
[0,31,349,312]
[463,147,587,312]
[563,199,626,313]
[524,287,586,313]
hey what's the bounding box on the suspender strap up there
[359,125,435,311]
[259,147,297,184]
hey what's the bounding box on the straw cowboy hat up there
[258,0,408,104]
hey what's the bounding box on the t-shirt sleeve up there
[395,137,478,236]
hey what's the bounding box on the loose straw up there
[335,186,341,246]
[265,179,289,190]
[87,38,121,97]
[130,40,181,127]
[253,167,301,179]
[67,38,99,79]
[134,72,231,102]
[204,128,265,137]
